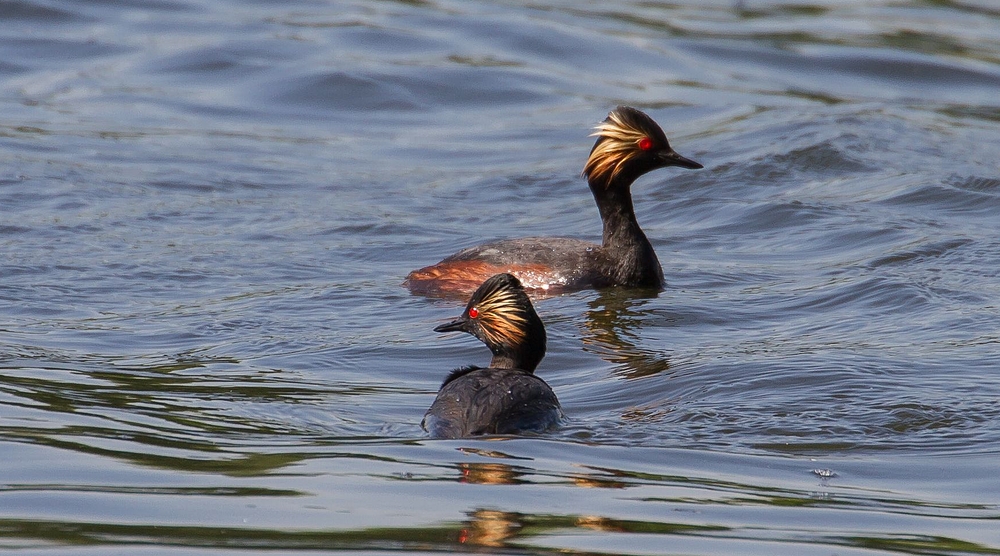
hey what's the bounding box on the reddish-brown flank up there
[405,260,563,298]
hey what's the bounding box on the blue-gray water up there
[2,0,999,554]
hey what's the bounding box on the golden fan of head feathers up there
[467,274,534,348]
[583,106,667,187]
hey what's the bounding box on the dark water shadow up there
[578,288,672,380]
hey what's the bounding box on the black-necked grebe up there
[422,273,560,438]
[406,106,703,296]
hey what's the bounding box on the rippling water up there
[3,0,1000,553]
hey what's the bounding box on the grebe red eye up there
[468,307,479,318]
[638,137,654,151]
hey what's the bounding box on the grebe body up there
[406,106,702,296]
[422,273,560,438]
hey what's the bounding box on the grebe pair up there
[419,106,702,438]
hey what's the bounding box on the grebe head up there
[434,273,546,372]
[583,106,702,189]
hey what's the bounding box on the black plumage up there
[422,273,560,438]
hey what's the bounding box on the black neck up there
[589,177,664,288]
[488,327,545,373]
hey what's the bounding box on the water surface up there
[2,0,999,553]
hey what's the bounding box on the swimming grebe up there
[422,273,560,438]
[406,106,703,296]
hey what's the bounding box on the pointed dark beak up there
[659,148,703,170]
[434,317,467,333]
